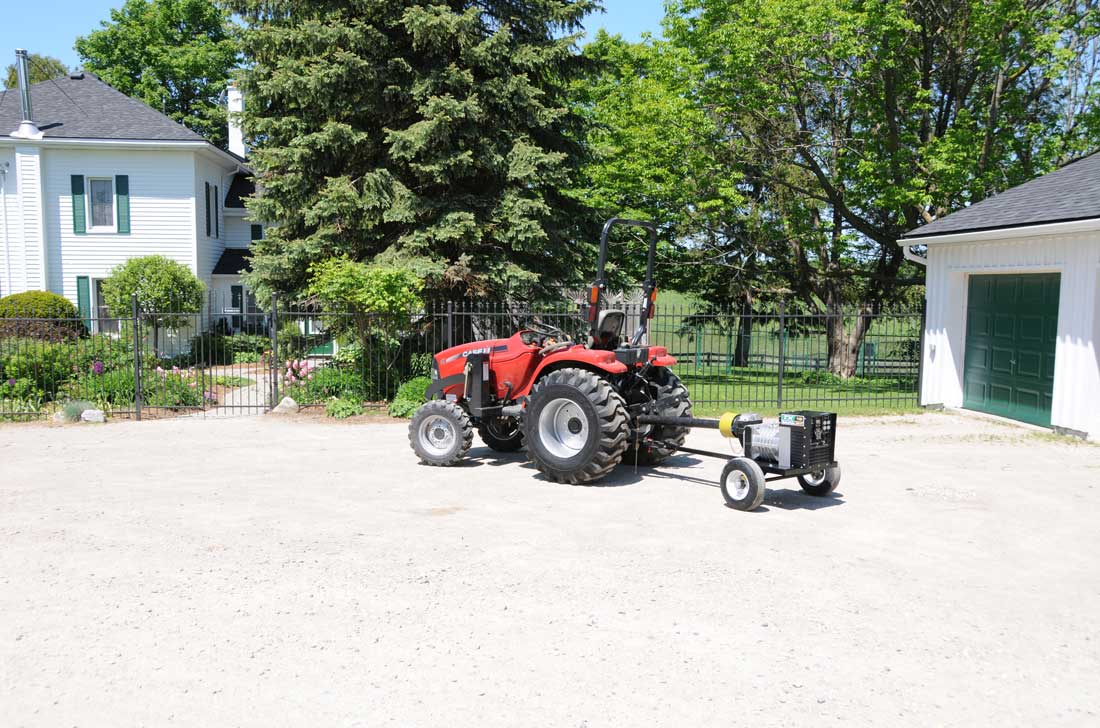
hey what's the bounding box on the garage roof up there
[903,151,1100,239]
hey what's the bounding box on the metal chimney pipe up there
[15,49,33,122]
[11,49,41,139]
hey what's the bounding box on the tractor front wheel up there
[409,400,473,466]
[523,368,628,484]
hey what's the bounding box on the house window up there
[251,224,263,241]
[93,279,119,335]
[88,178,114,230]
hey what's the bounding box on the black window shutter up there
[204,182,210,237]
[214,186,219,238]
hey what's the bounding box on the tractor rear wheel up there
[409,400,473,466]
[625,368,692,466]
[478,416,524,452]
[523,368,628,484]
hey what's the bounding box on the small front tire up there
[797,465,841,496]
[720,458,767,511]
[409,400,473,466]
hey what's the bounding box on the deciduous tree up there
[75,0,240,148]
[3,54,68,89]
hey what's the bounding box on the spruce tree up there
[230,0,598,300]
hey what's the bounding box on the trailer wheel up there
[523,368,628,484]
[720,458,766,511]
[478,416,524,452]
[624,368,692,466]
[409,400,473,466]
[797,465,842,496]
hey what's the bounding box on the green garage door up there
[963,273,1059,427]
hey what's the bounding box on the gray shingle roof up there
[903,151,1100,239]
[0,72,205,142]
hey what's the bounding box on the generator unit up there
[741,411,837,470]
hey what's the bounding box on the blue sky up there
[0,1,666,82]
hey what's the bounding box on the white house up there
[0,61,262,332]
[899,153,1100,440]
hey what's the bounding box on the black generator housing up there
[780,410,837,469]
[739,410,838,475]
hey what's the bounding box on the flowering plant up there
[284,359,316,386]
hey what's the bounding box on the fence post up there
[131,293,142,421]
[446,300,454,349]
[777,300,786,409]
[270,293,279,407]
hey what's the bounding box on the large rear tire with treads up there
[624,368,692,466]
[523,368,628,484]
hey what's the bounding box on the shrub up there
[0,290,80,319]
[0,291,84,340]
[68,368,136,406]
[286,364,370,404]
[388,376,431,418]
[797,370,844,386]
[60,400,96,422]
[0,376,42,401]
[0,341,77,396]
[188,331,269,366]
[325,397,364,419]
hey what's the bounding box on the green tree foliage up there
[308,257,424,317]
[75,0,240,148]
[3,54,68,89]
[229,0,598,300]
[308,256,423,341]
[102,255,204,350]
[579,0,1100,375]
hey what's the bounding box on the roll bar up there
[588,217,659,347]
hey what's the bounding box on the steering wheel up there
[525,320,570,345]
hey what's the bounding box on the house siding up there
[194,155,230,286]
[12,146,46,292]
[223,215,252,249]
[921,233,1100,439]
[0,146,27,296]
[41,147,197,302]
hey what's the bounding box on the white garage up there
[900,153,1100,440]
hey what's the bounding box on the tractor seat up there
[590,310,625,350]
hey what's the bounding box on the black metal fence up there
[0,294,922,421]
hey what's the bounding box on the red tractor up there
[408,218,693,484]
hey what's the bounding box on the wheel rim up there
[420,414,457,456]
[803,470,826,487]
[486,417,519,440]
[538,397,589,459]
[728,470,751,500]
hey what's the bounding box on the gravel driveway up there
[1,411,1098,726]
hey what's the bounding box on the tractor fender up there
[529,346,628,384]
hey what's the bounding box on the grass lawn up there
[673,367,919,417]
